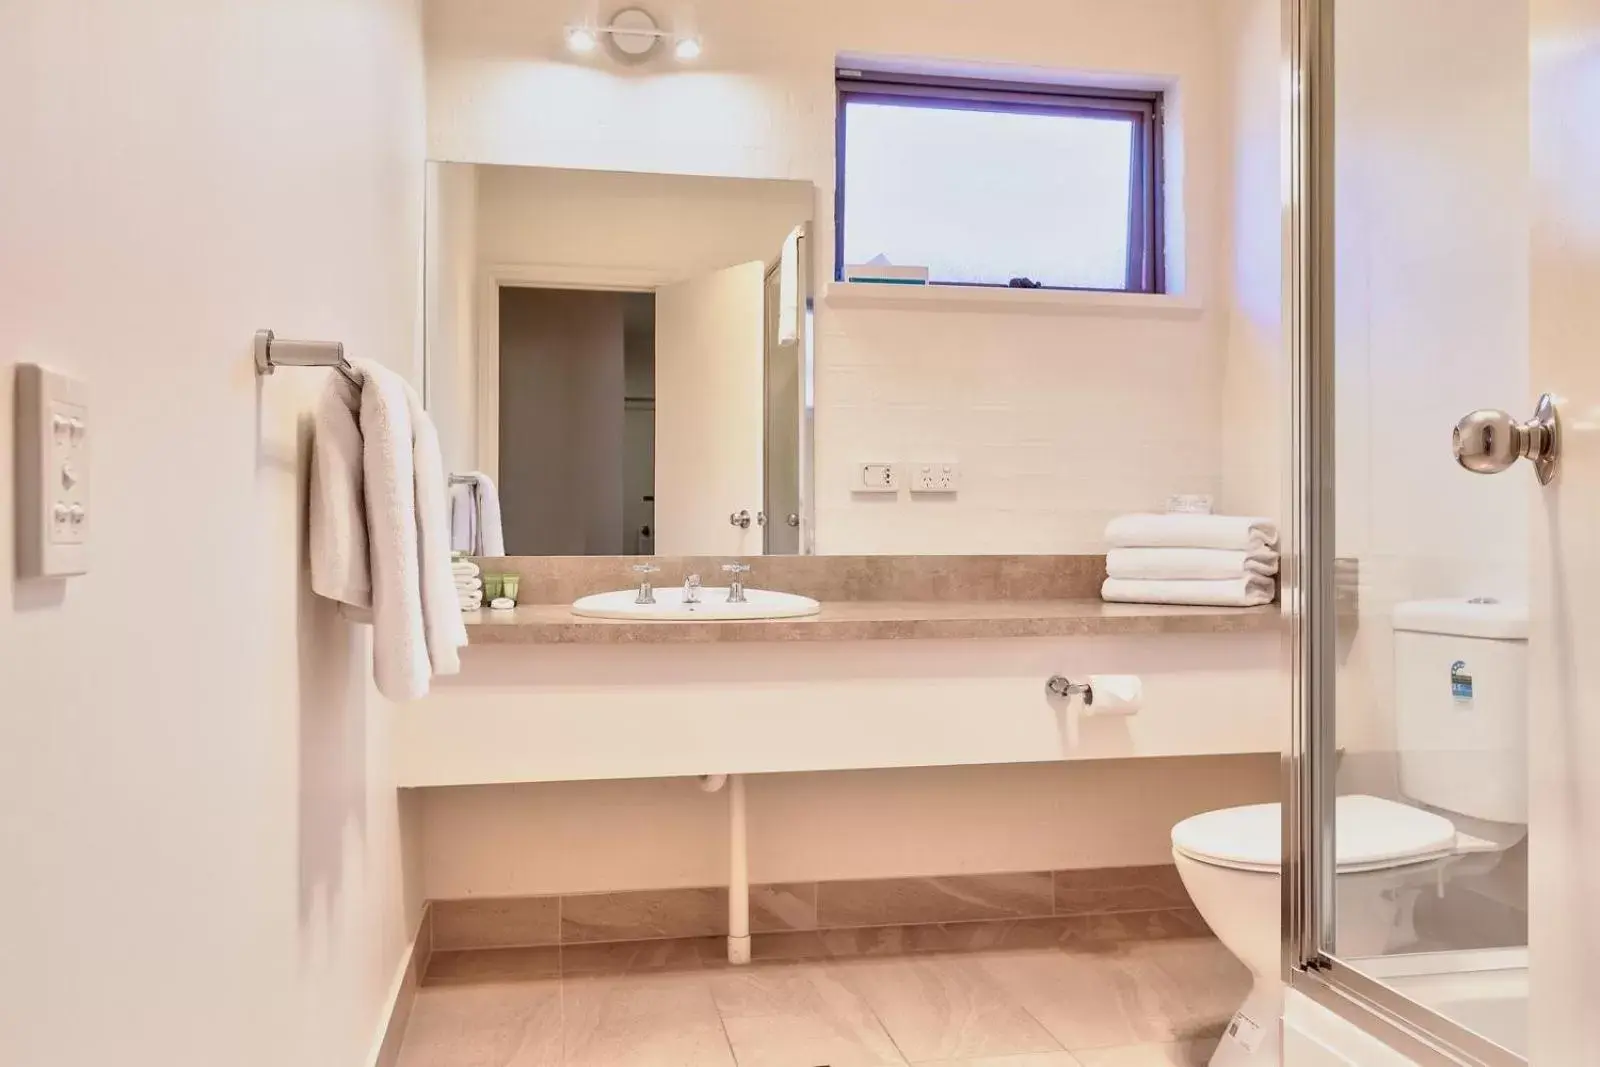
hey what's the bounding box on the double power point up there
[853,462,960,495]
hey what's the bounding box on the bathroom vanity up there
[395,554,1284,787]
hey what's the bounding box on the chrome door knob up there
[729,509,752,529]
[1452,394,1560,485]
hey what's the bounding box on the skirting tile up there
[562,886,727,943]
[1054,864,1192,916]
[817,872,1055,928]
[431,895,559,950]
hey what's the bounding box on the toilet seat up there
[1172,795,1461,874]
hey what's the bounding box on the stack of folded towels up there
[453,557,483,612]
[1102,513,1280,607]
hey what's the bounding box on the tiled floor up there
[396,920,1249,1067]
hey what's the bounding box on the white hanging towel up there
[1101,576,1276,608]
[777,225,803,346]
[310,359,467,701]
[1104,513,1279,552]
[450,472,505,557]
[1106,547,1279,581]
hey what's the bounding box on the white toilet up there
[1172,598,1529,1066]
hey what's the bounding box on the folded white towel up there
[1105,513,1279,552]
[452,559,480,578]
[310,359,468,701]
[455,576,483,593]
[450,472,506,556]
[1106,547,1278,581]
[1102,576,1276,608]
[458,591,483,611]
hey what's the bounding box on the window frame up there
[834,68,1166,294]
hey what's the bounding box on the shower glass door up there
[1285,0,1600,1062]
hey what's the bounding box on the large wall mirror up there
[426,163,815,557]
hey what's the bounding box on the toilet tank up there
[1393,598,1528,824]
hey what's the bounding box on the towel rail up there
[254,329,358,387]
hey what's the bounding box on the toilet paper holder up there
[1046,675,1096,703]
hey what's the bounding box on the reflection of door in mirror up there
[655,262,766,556]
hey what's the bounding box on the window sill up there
[822,282,1203,318]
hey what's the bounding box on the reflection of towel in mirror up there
[310,359,467,700]
[450,472,506,556]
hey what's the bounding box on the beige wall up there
[497,288,627,555]
[474,165,813,280]
[0,2,426,1066]
[419,756,1280,899]
[425,163,479,475]
[1218,0,1286,520]
[426,0,1245,554]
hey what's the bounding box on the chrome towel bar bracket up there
[254,329,358,386]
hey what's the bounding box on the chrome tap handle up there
[729,509,752,529]
[632,563,660,605]
[722,563,751,604]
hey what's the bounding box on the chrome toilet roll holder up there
[1045,675,1097,704]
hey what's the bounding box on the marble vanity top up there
[459,555,1282,645]
[462,598,1280,644]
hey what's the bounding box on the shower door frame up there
[1279,1,1527,1065]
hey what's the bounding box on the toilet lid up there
[1172,795,1460,874]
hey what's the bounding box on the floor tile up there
[396,982,563,1067]
[425,946,562,986]
[914,1054,1086,1067]
[1073,1040,1218,1067]
[833,954,1063,1062]
[562,973,736,1067]
[710,962,904,1066]
[979,939,1246,1050]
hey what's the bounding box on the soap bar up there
[489,597,515,611]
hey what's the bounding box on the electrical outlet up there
[854,463,899,493]
[15,362,91,577]
[912,463,960,494]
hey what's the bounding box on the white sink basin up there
[571,586,821,622]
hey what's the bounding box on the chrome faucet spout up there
[684,574,703,604]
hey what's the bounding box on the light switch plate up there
[15,363,90,578]
[853,463,900,493]
[912,463,960,494]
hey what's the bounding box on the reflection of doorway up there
[495,287,655,556]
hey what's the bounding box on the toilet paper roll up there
[1087,675,1142,715]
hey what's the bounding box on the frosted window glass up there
[841,101,1137,290]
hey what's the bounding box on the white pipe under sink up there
[727,773,751,964]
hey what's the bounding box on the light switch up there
[15,363,90,578]
[853,463,900,493]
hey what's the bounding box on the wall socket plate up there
[912,463,960,494]
[854,463,900,493]
[15,362,91,578]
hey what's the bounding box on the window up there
[835,69,1165,293]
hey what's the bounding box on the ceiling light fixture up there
[564,8,701,63]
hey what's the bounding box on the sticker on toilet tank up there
[1225,1010,1266,1053]
[1451,660,1474,704]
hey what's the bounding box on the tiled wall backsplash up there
[812,305,1224,555]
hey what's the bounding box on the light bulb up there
[565,26,598,53]
[674,36,702,61]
